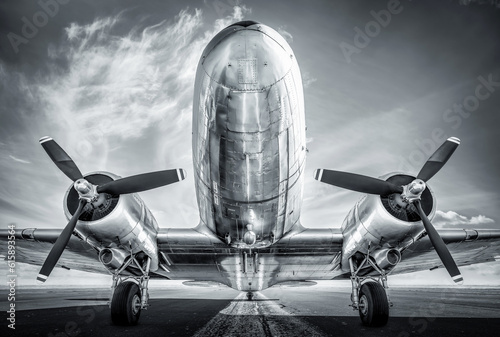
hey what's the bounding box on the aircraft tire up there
[358,282,389,327]
[111,281,142,325]
[246,292,254,301]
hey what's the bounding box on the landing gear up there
[349,256,391,327]
[246,292,254,301]
[109,255,151,325]
[111,282,142,325]
[358,282,389,327]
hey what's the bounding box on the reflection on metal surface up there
[372,248,401,270]
[99,247,128,270]
[243,224,257,245]
[155,226,343,291]
[340,173,436,273]
[192,22,306,250]
[64,171,160,271]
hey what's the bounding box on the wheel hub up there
[359,294,368,315]
[131,294,141,315]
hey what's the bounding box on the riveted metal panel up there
[238,59,257,84]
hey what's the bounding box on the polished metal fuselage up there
[192,23,306,248]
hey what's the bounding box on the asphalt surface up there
[2,285,500,336]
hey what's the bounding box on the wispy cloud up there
[278,26,293,43]
[302,71,317,89]
[433,210,495,228]
[0,5,249,229]
[9,155,31,164]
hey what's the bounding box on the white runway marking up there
[192,292,326,337]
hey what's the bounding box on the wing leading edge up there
[393,228,500,276]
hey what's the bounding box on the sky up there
[0,0,499,286]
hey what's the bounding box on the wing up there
[4,225,499,284]
[0,228,106,274]
[393,228,500,275]
[1,225,345,289]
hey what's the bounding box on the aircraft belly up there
[155,227,344,291]
[155,248,343,291]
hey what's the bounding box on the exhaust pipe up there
[372,248,401,269]
[99,248,128,269]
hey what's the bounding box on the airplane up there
[2,20,500,327]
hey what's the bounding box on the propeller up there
[414,200,463,284]
[37,200,85,283]
[39,136,83,181]
[97,170,185,195]
[314,137,463,284]
[37,136,186,283]
[314,169,403,196]
[417,137,460,182]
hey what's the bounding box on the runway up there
[2,284,500,337]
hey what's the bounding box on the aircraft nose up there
[228,20,260,28]
[199,22,295,91]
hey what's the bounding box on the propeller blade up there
[314,169,403,196]
[96,169,186,195]
[37,199,86,283]
[39,136,83,181]
[414,200,463,284]
[417,137,460,182]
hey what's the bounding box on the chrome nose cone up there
[74,179,92,194]
[408,179,426,194]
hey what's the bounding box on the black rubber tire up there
[247,292,254,301]
[358,282,389,327]
[111,282,142,326]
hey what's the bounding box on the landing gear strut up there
[349,255,391,327]
[109,255,151,325]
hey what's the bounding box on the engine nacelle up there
[341,173,436,272]
[64,171,159,271]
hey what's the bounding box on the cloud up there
[302,71,317,89]
[2,6,248,167]
[433,210,495,228]
[278,26,293,43]
[9,155,31,164]
[0,6,250,229]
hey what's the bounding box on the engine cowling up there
[64,171,159,271]
[341,172,436,272]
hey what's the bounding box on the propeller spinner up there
[37,137,186,283]
[314,137,463,284]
